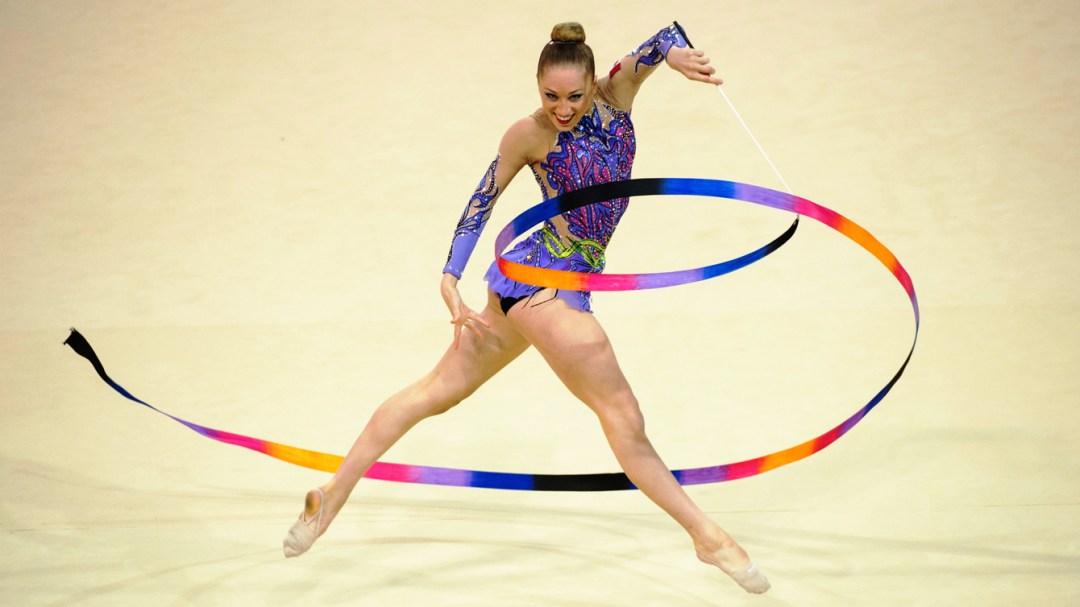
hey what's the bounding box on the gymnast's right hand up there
[441,273,490,349]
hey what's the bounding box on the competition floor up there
[2,1,1077,605]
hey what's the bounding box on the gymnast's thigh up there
[429,290,531,393]
[505,294,633,408]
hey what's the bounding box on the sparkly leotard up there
[442,24,688,313]
[483,100,635,312]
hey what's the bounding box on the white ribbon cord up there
[716,86,793,195]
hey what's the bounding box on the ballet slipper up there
[726,561,771,594]
[697,547,771,594]
[283,488,325,558]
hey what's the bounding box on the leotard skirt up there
[483,228,597,314]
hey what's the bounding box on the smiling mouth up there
[555,113,573,126]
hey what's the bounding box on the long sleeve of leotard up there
[443,155,501,279]
[627,22,691,73]
[599,22,693,109]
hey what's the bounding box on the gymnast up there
[283,21,770,594]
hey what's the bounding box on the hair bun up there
[550,22,586,44]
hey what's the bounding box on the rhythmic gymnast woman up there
[284,21,770,594]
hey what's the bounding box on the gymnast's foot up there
[283,487,336,558]
[695,533,771,594]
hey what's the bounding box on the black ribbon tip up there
[64,328,111,384]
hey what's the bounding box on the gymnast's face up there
[538,65,595,132]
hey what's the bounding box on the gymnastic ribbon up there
[65,177,917,491]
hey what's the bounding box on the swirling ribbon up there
[65,178,916,491]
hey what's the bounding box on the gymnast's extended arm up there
[598,22,723,110]
[439,119,536,346]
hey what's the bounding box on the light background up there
[2,1,1077,605]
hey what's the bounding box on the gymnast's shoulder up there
[496,113,557,165]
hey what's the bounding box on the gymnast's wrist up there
[669,21,692,50]
[443,231,479,281]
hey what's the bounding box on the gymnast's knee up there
[593,391,646,437]
[417,370,475,416]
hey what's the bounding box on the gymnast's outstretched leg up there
[505,292,770,594]
[283,290,529,556]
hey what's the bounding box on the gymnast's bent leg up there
[505,293,770,594]
[284,290,530,557]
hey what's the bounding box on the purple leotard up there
[483,100,635,313]
[443,24,689,313]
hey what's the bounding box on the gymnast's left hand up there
[666,46,723,85]
[441,273,491,349]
